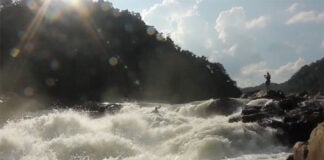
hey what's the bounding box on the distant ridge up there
[242,57,324,94]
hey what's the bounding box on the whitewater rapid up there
[0,99,290,160]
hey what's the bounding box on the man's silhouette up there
[264,72,271,92]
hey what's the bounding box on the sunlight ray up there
[15,0,52,56]
[10,0,52,86]
[71,2,109,55]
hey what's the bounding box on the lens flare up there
[61,0,81,7]
[109,57,118,66]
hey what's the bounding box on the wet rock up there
[265,90,285,100]
[247,90,285,100]
[286,154,294,160]
[307,122,324,160]
[293,141,308,160]
[241,99,283,123]
[228,114,242,122]
[242,113,268,123]
[261,100,284,116]
[206,98,244,116]
[259,119,286,129]
[75,101,122,114]
[282,101,324,144]
[241,95,324,146]
[288,122,324,160]
[246,98,270,107]
[279,96,305,111]
[241,105,261,115]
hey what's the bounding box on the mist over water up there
[0,100,290,160]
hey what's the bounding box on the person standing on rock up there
[264,72,271,92]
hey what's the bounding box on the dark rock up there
[242,113,268,123]
[250,90,268,99]
[206,98,244,116]
[282,101,324,144]
[286,154,294,160]
[241,94,324,146]
[298,91,309,98]
[261,100,284,116]
[75,101,122,115]
[228,115,242,123]
[279,96,305,111]
[288,122,324,160]
[265,90,285,100]
[259,119,287,129]
[241,105,261,115]
[247,90,285,100]
[293,141,308,160]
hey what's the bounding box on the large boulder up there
[307,122,324,160]
[240,99,283,123]
[293,141,308,160]
[279,95,305,111]
[288,122,324,160]
[283,100,324,144]
[239,96,323,146]
[206,98,245,116]
[246,90,285,100]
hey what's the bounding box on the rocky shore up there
[233,90,324,160]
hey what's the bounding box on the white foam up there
[0,100,289,160]
[246,98,271,107]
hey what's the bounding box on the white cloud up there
[142,0,200,33]
[245,16,270,29]
[141,2,320,88]
[274,57,305,80]
[287,11,324,24]
[241,61,267,76]
[214,6,268,69]
[321,40,324,49]
[141,0,213,55]
[237,58,306,87]
[286,3,300,13]
[215,7,245,43]
[215,7,269,43]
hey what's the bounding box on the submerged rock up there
[75,101,123,115]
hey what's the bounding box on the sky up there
[109,0,324,87]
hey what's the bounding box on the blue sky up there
[109,0,324,87]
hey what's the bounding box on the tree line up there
[0,0,241,103]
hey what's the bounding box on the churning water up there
[0,99,290,160]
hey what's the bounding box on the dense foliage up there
[0,0,241,103]
[281,57,324,93]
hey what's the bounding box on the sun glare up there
[61,0,81,7]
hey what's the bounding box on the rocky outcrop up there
[288,122,324,160]
[241,90,285,100]
[74,101,123,115]
[237,90,324,145]
[206,98,245,116]
[292,142,308,160]
[307,122,324,160]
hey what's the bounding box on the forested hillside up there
[0,0,241,103]
[281,57,324,93]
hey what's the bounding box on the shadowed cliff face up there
[0,0,241,104]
